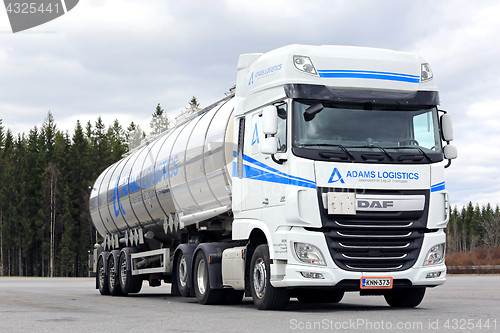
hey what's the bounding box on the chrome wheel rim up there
[120,256,127,287]
[196,258,207,295]
[253,258,266,299]
[179,255,188,288]
[109,259,116,287]
[98,260,106,289]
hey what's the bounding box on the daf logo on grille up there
[358,200,394,209]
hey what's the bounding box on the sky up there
[1,0,499,209]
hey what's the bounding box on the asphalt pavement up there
[0,275,499,333]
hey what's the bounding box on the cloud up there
[0,0,499,208]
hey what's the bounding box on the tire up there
[118,252,142,294]
[223,290,244,305]
[193,251,225,305]
[384,287,426,307]
[107,253,125,296]
[296,290,344,304]
[250,244,290,310]
[97,256,110,295]
[175,252,190,297]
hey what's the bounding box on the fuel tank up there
[89,97,235,240]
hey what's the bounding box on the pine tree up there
[126,121,145,150]
[150,103,169,135]
[108,119,128,162]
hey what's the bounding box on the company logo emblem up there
[251,123,259,145]
[113,178,126,217]
[358,200,394,209]
[328,168,345,184]
[248,72,254,85]
[4,0,79,33]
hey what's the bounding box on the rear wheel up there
[97,256,110,295]
[108,254,124,296]
[118,252,142,294]
[296,289,344,303]
[250,244,290,310]
[193,251,225,305]
[384,287,426,307]
[175,252,190,297]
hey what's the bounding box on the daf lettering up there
[358,200,394,209]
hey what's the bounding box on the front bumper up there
[270,227,447,289]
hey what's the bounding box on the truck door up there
[242,103,288,212]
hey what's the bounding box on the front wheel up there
[384,287,426,307]
[250,244,290,310]
[193,251,225,305]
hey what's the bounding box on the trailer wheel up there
[295,290,344,303]
[193,251,225,305]
[175,252,190,297]
[97,256,110,295]
[108,253,125,296]
[384,287,426,307]
[118,252,142,294]
[250,244,290,310]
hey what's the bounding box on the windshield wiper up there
[353,145,394,161]
[300,143,355,160]
[390,146,432,161]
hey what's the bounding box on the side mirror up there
[262,105,278,135]
[304,103,324,122]
[260,137,277,155]
[441,114,454,142]
[444,145,457,160]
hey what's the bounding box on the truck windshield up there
[292,99,442,162]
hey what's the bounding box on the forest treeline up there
[0,104,499,277]
[0,104,169,277]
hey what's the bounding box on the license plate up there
[360,277,393,289]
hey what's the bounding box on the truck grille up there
[317,188,428,272]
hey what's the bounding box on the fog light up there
[426,271,442,279]
[300,272,324,279]
[293,242,326,266]
[423,243,445,266]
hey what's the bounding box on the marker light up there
[421,63,433,82]
[293,242,326,266]
[423,243,445,266]
[293,55,318,76]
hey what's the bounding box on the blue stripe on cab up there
[318,70,420,83]
[431,181,446,192]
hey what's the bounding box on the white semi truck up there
[90,44,457,310]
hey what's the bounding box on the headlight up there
[293,55,318,76]
[292,242,326,266]
[421,63,433,82]
[423,243,445,266]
